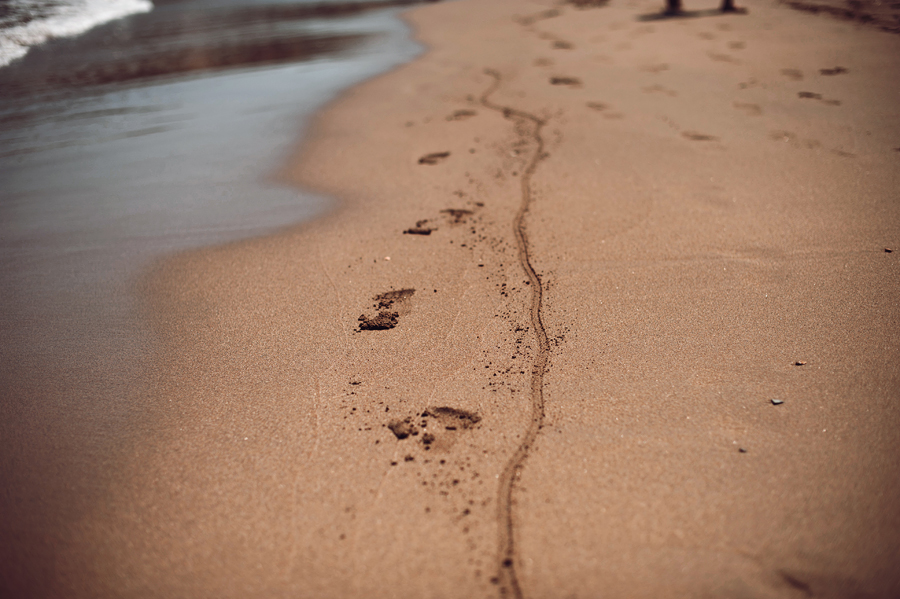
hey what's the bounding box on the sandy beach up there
[13,0,899,596]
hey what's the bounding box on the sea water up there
[0,1,422,591]
[0,0,154,67]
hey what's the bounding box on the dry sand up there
[58,0,899,597]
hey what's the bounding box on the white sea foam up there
[0,0,153,67]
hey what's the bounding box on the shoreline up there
[53,0,900,596]
[0,3,427,596]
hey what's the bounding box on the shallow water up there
[0,1,422,591]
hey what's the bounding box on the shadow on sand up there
[638,1,747,21]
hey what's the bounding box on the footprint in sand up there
[404,219,434,235]
[358,289,415,331]
[781,68,804,81]
[514,9,560,26]
[404,203,481,236]
[798,91,842,105]
[769,130,827,150]
[643,84,677,97]
[550,76,582,87]
[733,101,762,115]
[387,407,481,451]
[441,208,474,224]
[586,102,624,119]
[446,109,477,121]
[534,57,554,67]
[770,130,796,143]
[820,66,848,75]
[708,52,740,64]
[418,151,451,164]
[683,131,719,141]
[728,41,746,50]
[639,63,669,73]
[552,40,574,49]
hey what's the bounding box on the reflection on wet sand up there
[0,1,441,96]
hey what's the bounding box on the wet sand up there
[0,2,424,595]
[32,0,900,596]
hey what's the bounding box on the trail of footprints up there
[350,60,551,596]
[345,4,873,598]
[522,4,866,155]
[347,191,520,582]
[349,81,544,583]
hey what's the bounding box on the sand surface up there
[55,0,899,597]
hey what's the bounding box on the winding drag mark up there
[480,69,550,599]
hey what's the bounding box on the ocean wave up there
[0,0,153,67]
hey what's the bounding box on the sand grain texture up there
[58,0,900,597]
